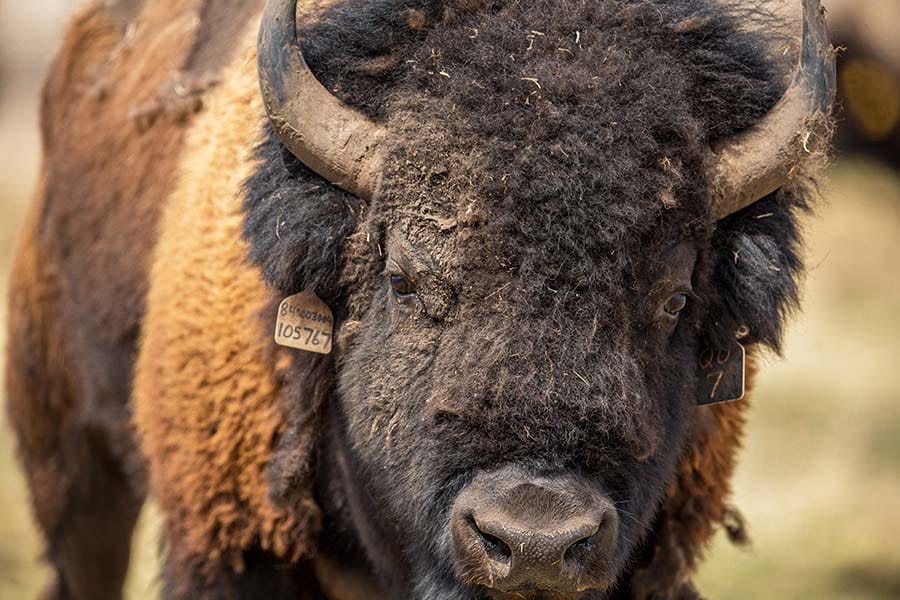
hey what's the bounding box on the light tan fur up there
[132,26,317,577]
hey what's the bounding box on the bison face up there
[334,166,709,598]
[247,0,834,596]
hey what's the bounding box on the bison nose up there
[472,514,600,577]
[450,470,618,594]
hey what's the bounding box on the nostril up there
[563,531,597,565]
[481,530,513,564]
[470,517,512,564]
[562,521,604,567]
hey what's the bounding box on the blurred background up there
[1,0,898,598]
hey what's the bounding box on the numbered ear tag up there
[274,290,333,354]
[696,341,745,405]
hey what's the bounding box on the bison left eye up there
[663,293,688,316]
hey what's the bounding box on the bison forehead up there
[244,0,792,316]
[302,0,780,138]
[267,0,784,298]
[338,0,781,267]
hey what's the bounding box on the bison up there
[5,0,834,598]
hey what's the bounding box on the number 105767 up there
[276,322,332,350]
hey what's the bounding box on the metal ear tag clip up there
[696,340,746,406]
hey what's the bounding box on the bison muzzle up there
[450,468,619,595]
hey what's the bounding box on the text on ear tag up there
[274,290,333,354]
[696,341,745,405]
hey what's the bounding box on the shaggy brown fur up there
[132,36,319,590]
[6,0,828,598]
[5,0,261,597]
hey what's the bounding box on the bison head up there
[244,0,833,597]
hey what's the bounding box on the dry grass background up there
[1,1,898,599]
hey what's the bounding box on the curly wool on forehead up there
[354,0,781,284]
[248,0,785,298]
[305,0,781,120]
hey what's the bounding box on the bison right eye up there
[390,273,414,295]
[389,273,421,310]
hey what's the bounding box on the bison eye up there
[389,272,420,310]
[663,293,688,316]
[390,273,415,295]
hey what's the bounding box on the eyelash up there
[388,269,422,311]
[655,288,696,331]
[664,293,688,316]
[390,272,416,296]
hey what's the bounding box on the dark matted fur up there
[242,0,820,598]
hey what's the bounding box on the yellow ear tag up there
[274,290,333,354]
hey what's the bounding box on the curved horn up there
[707,0,835,219]
[257,0,385,199]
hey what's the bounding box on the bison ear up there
[701,180,812,359]
[242,123,364,302]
